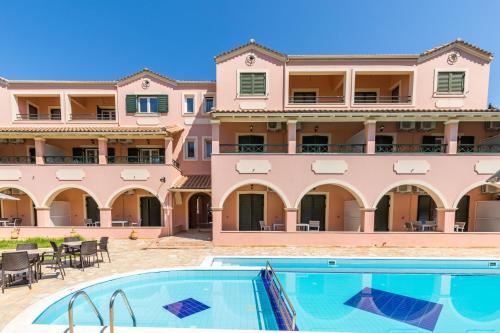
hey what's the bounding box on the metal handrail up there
[264,261,297,331]
[353,95,412,103]
[458,144,500,154]
[288,96,344,104]
[68,290,104,333]
[109,289,137,333]
[376,143,447,153]
[297,143,365,153]
[220,143,288,154]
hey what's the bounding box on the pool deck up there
[1,234,500,331]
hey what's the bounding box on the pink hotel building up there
[0,39,499,247]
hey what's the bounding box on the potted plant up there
[69,228,78,238]
[10,227,20,240]
[129,229,138,240]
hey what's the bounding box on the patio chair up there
[1,251,33,293]
[309,220,321,231]
[16,243,37,251]
[454,221,466,232]
[39,244,66,280]
[404,222,416,232]
[12,218,22,227]
[97,237,111,263]
[75,241,99,271]
[258,220,271,231]
[84,218,94,227]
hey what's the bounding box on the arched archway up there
[218,179,291,208]
[452,181,500,232]
[0,186,38,226]
[220,181,288,232]
[109,187,163,227]
[373,182,447,232]
[295,180,367,232]
[105,184,162,208]
[188,193,212,229]
[43,185,101,227]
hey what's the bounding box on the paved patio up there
[1,234,500,330]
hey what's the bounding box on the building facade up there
[0,39,499,246]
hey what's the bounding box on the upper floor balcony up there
[15,95,62,121]
[68,95,116,121]
[352,72,413,105]
[287,73,345,106]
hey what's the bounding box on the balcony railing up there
[16,113,61,121]
[458,144,500,154]
[70,112,116,121]
[220,144,288,154]
[353,96,412,104]
[107,156,165,164]
[288,96,345,104]
[376,144,447,153]
[297,144,365,153]
[44,156,98,164]
[0,156,35,164]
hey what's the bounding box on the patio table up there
[0,219,11,227]
[111,220,129,227]
[296,223,310,231]
[273,223,285,231]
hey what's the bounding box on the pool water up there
[34,265,500,332]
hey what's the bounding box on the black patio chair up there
[39,244,66,280]
[97,237,110,263]
[75,241,99,271]
[1,251,33,293]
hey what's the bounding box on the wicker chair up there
[75,241,99,271]
[39,244,66,279]
[97,237,110,263]
[1,251,33,293]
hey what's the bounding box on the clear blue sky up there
[1,0,499,105]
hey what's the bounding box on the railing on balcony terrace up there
[220,144,288,154]
[297,144,365,153]
[107,156,165,164]
[44,156,98,164]
[458,144,500,154]
[16,114,61,121]
[376,144,447,153]
[288,96,345,104]
[70,112,116,121]
[353,96,412,104]
[0,156,35,164]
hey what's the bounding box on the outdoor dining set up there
[0,237,110,293]
[0,217,22,227]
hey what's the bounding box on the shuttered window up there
[436,72,465,94]
[126,95,168,113]
[239,72,266,96]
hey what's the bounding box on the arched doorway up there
[0,187,37,226]
[188,193,212,229]
[454,183,500,232]
[108,188,162,227]
[44,187,101,227]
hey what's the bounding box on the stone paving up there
[1,234,500,330]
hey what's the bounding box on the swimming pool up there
[7,258,500,333]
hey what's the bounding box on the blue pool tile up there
[163,298,209,319]
[344,287,443,331]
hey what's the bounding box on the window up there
[184,95,195,114]
[49,107,61,120]
[293,91,317,103]
[138,96,158,113]
[28,103,39,120]
[139,148,161,164]
[204,97,214,112]
[436,71,465,94]
[184,137,197,160]
[239,72,266,96]
[203,137,212,160]
[354,91,378,103]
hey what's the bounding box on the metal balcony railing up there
[107,156,165,164]
[288,96,344,104]
[0,156,35,164]
[297,144,365,153]
[16,113,61,121]
[354,95,412,104]
[376,144,447,153]
[458,144,500,154]
[70,112,116,121]
[44,156,98,164]
[220,144,288,154]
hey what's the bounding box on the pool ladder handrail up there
[109,289,137,333]
[265,261,297,330]
[68,290,104,333]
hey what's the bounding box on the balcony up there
[220,144,288,154]
[69,95,116,121]
[297,144,365,154]
[16,113,61,121]
[108,156,166,164]
[69,110,116,121]
[458,144,500,154]
[353,72,413,105]
[376,144,447,154]
[44,156,98,164]
[288,96,345,105]
[0,156,35,164]
[353,95,412,104]
[288,73,345,106]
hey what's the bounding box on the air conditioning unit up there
[266,122,282,132]
[7,188,23,195]
[108,139,117,144]
[0,139,8,144]
[125,190,136,195]
[481,185,500,194]
[418,122,436,131]
[396,185,413,193]
[119,139,133,144]
[413,186,427,194]
[8,139,25,144]
[485,121,500,130]
[398,121,416,131]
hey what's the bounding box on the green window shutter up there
[240,73,266,95]
[126,95,137,113]
[157,95,168,113]
[450,72,465,93]
[437,72,450,93]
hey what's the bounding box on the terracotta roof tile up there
[172,175,211,190]
[0,126,183,135]
[420,39,493,59]
[212,108,499,114]
[214,40,287,62]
